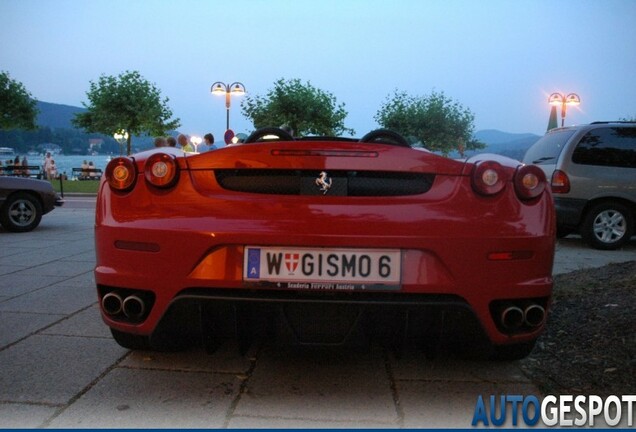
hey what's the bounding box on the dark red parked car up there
[95,128,555,359]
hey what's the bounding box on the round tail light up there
[106,157,136,192]
[471,161,506,196]
[515,165,547,200]
[144,153,179,188]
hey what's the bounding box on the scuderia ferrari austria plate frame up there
[243,246,402,291]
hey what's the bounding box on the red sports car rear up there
[95,129,555,359]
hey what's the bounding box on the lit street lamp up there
[211,81,246,131]
[548,93,581,127]
[113,130,129,155]
[190,135,202,153]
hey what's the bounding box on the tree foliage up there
[241,78,354,137]
[374,90,484,156]
[0,71,38,130]
[73,71,180,154]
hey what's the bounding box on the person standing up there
[43,152,53,180]
[22,156,30,177]
[177,134,194,153]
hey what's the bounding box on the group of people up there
[0,153,58,179]
[0,156,32,177]
[78,160,98,180]
[153,133,218,152]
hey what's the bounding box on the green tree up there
[0,71,38,130]
[73,70,180,155]
[375,90,485,156]
[241,78,354,136]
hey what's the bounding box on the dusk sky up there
[2,0,636,140]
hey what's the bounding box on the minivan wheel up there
[581,202,633,250]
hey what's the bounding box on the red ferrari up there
[95,128,555,359]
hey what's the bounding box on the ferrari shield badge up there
[315,171,332,194]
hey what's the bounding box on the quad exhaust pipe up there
[122,295,146,320]
[501,306,524,330]
[499,303,546,330]
[524,304,546,327]
[101,292,146,320]
[102,292,123,316]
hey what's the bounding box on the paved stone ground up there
[1,198,634,428]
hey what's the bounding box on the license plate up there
[243,246,401,289]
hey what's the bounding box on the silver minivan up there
[523,122,636,250]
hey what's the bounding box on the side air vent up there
[214,169,435,196]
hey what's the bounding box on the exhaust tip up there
[123,295,146,319]
[102,292,123,316]
[524,304,546,327]
[501,306,524,330]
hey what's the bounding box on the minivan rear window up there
[572,127,636,168]
[523,129,576,165]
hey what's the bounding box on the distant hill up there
[30,101,542,159]
[448,130,542,161]
[474,129,539,145]
[36,100,86,129]
[475,130,542,161]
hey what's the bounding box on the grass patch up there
[49,179,100,194]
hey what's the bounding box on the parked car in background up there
[95,128,555,360]
[524,121,636,249]
[0,177,64,232]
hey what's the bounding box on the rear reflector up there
[487,251,534,261]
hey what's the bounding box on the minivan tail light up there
[551,169,570,194]
[514,165,546,200]
[106,157,136,192]
[472,161,506,196]
[144,153,179,188]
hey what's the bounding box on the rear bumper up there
[95,222,554,346]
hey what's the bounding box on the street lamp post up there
[211,81,246,131]
[113,130,129,155]
[548,93,581,127]
[190,135,202,153]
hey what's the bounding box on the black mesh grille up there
[214,169,435,196]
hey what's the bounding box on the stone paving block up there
[41,305,110,339]
[389,350,531,383]
[398,380,498,428]
[122,342,254,375]
[49,367,240,428]
[53,271,95,287]
[0,274,68,298]
[0,282,97,315]
[0,239,68,250]
[234,346,397,423]
[227,415,396,428]
[19,259,95,277]
[0,264,24,276]
[0,334,127,405]
[0,311,65,348]
[0,246,32,258]
[0,403,58,428]
[0,249,67,267]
